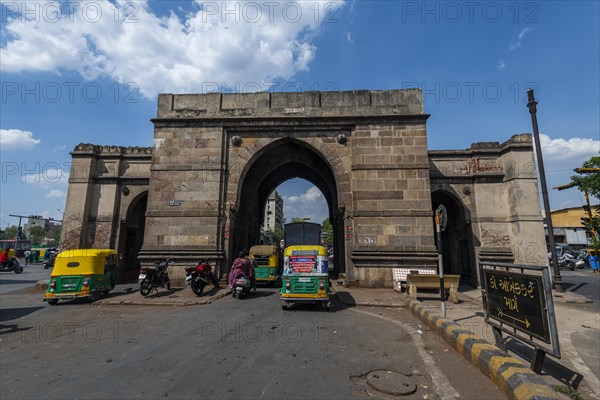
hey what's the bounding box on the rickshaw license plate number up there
[298,277,311,282]
[138,274,146,279]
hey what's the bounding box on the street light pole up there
[527,89,563,292]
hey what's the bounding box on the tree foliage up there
[291,217,310,223]
[28,226,46,245]
[0,225,17,240]
[266,226,284,244]
[570,156,600,198]
[321,218,333,246]
[570,155,600,251]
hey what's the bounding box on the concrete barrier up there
[406,299,562,400]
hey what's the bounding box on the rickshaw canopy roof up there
[52,249,118,275]
[249,245,279,255]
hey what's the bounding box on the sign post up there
[480,262,560,373]
[435,205,447,316]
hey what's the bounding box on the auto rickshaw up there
[44,249,119,305]
[249,244,280,286]
[280,222,331,310]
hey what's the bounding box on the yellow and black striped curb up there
[406,299,562,400]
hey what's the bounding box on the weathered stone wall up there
[61,144,151,252]
[429,134,547,285]
[61,90,547,289]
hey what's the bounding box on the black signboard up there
[482,269,550,343]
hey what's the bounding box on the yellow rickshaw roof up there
[53,249,117,275]
[284,245,328,256]
[249,245,279,255]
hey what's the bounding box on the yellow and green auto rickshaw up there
[280,222,331,310]
[249,244,280,286]
[44,249,119,305]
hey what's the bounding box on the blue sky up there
[1,0,599,227]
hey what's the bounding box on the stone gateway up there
[61,89,548,287]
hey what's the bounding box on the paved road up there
[0,282,503,399]
[0,262,51,295]
[559,269,600,303]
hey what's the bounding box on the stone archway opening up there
[230,138,345,277]
[120,191,147,283]
[431,190,475,286]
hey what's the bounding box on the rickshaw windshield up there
[52,249,117,275]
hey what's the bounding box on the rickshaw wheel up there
[47,299,58,305]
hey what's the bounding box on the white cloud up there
[509,27,532,50]
[24,168,70,187]
[345,31,353,43]
[540,134,600,164]
[45,189,66,198]
[283,186,327,222]
[0,129,41,150]
[1,0,345,98]
[497,60,506,69]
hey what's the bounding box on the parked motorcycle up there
[138,259,171,296]
[231,274,252,298]
[558,252,576,271]
[185,259,219,296]
[0,257,23,274]
[575,252,588,269]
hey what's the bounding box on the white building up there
[263,191,283,232]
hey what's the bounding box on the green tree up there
[321,218,333,246]
[570,156,600,198]
[266,226,284,244]
[46,223,62,245]
[569,156,600,251]
[291,217,310,223]
[28,226,46,246]
[0,225,17,240]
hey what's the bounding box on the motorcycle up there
[231,273,252,298]
[43,254,56,270]
[138,259,171,296]
[185,259,219,296]
[558,252,576,271]
[0,257,23,274]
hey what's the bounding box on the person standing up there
[24,249,31,265]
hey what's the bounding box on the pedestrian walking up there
[24,249,31,265]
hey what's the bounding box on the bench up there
[406,274,460,304]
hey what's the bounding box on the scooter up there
[185,259,219,296]
[138,259,171,296]
[0,257,24,274]
[42,254,56,270]
[232,274,252,298]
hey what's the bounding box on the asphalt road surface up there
[1,278,503,399]
[559,268,600,303]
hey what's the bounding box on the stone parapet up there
[156,89,425,119]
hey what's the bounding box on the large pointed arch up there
[230,137,345,275]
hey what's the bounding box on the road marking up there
[349,308,460,399]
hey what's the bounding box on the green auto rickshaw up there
[44,249,119,305]
[249,244,280,286]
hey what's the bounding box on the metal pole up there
[527,89,563,292]
[435,210,446,316]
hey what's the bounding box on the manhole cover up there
[365,370,417,396]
